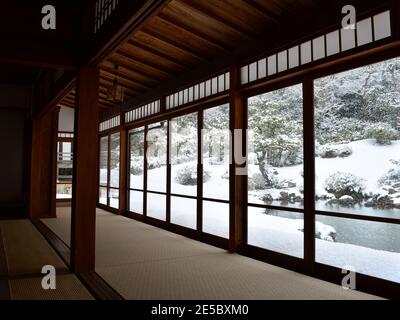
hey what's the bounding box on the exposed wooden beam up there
[109,54,170,81]
[101,62,157,88]
[99,78,139,97]
[100,69,148,93]
[114,49,177,76]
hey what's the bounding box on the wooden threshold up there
[31,219,124,300]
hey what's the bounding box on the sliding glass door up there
[247,84,304,258]
[98,132,120,209]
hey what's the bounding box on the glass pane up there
[212,77,218,95]
[248,207,304,258]
[203,201,229,238]
[99,136,108,186]
[109,188,119,209]
[57,141,73,185]
[258,58,267,79]
[300,41,312,64]
[357,18,373,46]
[249,62,257,82]
[129,127,145,190]
[203,104,230,201]
[56,184,72,199]
[205,80,211,96]
[341,28,356,51]
[248,84,304,209]
[147,192,166,221]
[316,215,400,283]
[314,57,400,219]
[171,113,198,197]
[267,55,277,75]
[313,36,325,61]
[218,75,225,93]
[288,46,299,69]
[99,187,107,205]
[241,66,248,85]
[147,121,167,193]
[373,11,391,41]
[110,133,120,188]
[171,196,197,229]
[277,50,287,72]
[326,30,340,56]
[129,190,143,214]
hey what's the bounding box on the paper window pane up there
[374,11,391,41]
[357,18,373,46]
[313,36,325,61]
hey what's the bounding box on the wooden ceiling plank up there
[100,68,150,91]
[126,39,191,71]
[242,0,281,24]
[99,78,139,97]
[175,0,254,40]
[113,50,174,78]
[156,13,232,53]
[101,62,157,88]
[108,56,166,83]
[140,28,209,63]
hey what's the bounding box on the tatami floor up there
[40,207,382,300]
[0,219,93,300]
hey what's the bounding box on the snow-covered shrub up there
[130,157,143,175]
[249,173,266,190]
[316,117,369,145]
[324,172,365,200]
[175,165,211,185]
[147,156,165,169]
[379,159,400,187]
[315,222,336,242]
[366,123,399,145]
[221,170,229,180]
[319,144,352,158]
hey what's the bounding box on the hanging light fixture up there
[106,64,125,103]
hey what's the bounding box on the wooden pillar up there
[118,115,127,214]
[229,65,246,253]
[30,109,58,219]
[71,67,99,273]
[303,78,315,274]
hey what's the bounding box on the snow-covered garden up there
[100,58,400,284]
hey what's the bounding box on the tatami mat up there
[10,274,93,300]
[0,220,93,300]
[42,208,382,300]
[0,220,66,275]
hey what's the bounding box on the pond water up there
[267,200,400,253]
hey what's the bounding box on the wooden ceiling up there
[61,0,322,110]
[59,0,384,111]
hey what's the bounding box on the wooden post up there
[303,78,315,274]
[30,109,58,219]
[119,114,127,214]
[71,67,99,273]
[229,65,246,253]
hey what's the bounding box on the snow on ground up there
[315,139,400,195]
[248,139,400,203]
